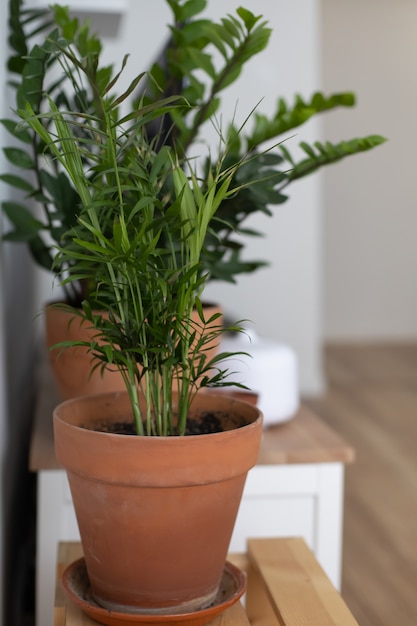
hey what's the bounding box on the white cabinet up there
[230,462,345,586]
[31,388,354,626]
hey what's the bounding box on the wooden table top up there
[55,538,360,625]
[30,355,354,472]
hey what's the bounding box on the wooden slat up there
[55,543,85,626]
[244,560,280,626]
[246,538,359,626]
[214,602,251,625]
[55,540,358,626]
[53,607,67,626]
[257,406,354,465]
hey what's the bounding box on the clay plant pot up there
[53,391,263,615]
[45,302,222,400]
[44,304,126,400]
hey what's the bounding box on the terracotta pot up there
[44,304,126,400]
[53,391,262,614]
[45,302,222,400]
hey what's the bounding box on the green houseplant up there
[17,4,268,615]
[2,0,385,400]
[11,1,385,617]
[3,0,384,290]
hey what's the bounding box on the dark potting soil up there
[87,411,248,436]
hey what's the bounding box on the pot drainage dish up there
[62,557,246,626]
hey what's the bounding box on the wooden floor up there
[304,343,417,626]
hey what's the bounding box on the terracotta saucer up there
[61,557,246,626]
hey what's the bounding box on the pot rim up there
[53,390,263,486]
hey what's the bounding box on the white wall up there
[322,0,417,341]
[202,1,324,394]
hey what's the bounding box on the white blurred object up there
[219,329,299,426]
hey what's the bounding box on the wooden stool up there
[54,538,359,625]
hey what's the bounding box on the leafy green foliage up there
[245,92,356,151]
[3,0,386,295]
[2,1,109,303]
[286,136,387,180]
[141,2,386,282]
